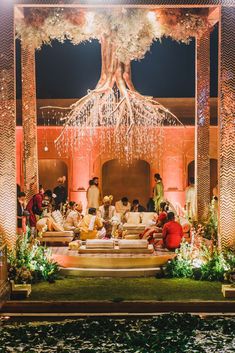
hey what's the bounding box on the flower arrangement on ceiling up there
[16,7,211,162]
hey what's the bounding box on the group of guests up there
[140,201,184,251]
[16,171,186,252]
[86,173,164,214]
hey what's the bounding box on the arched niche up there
[38,159,68,193]
[102,159,150,207]
[188,159,218,199]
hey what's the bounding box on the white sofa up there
[122,212,157,237]
[38,210,74,244]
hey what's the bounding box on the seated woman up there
[158,212,183,251]
[139,202,167,244]
[63,201,82,233]
[79,208,104,240]
[156,201,168,227]
[36,203,64,234]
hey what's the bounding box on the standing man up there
[17,192,27,235]
[185,177,197,221]
[26,185,44,237]
[153,173,164,213]
[87,179,100,209]
[53,176,67,211]
[93,176,102,206]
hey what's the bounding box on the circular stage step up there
[60,267,162,277]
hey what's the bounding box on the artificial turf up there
[29,277,227,301]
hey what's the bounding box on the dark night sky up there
[16,24,218,99]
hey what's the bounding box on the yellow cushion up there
[69,240,82,250]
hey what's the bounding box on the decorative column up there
[218,5,235,250]
[195,30,210,222]
[0,3,16,248]
[21,43,39,200]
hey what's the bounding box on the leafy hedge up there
[1,314,235,352]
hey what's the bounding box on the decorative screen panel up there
[195,30,210,221]
[21,43,39,201]
[219,5,235,249]
[0,3,16,248]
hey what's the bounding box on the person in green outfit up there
[153,173,164,213]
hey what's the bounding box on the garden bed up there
[28,277,229,301]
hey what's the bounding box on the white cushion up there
[52,210,64,226]
[126,212,141,224]
[141,212,157,225]
[86,239,114,249]
[118,239,148,249]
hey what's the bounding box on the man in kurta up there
[153,173,164,213]
[115,197,131,215]
[87,179,100,209]
[79,208,104,240]
[185,177,197,222]
[98,195,116,237]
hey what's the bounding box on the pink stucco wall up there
[16,126,218,209]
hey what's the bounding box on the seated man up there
[79,208,104,240]
[161,212,183,251]
[98,195,116,238]
[131,199,146,212]
[115,197,131,216]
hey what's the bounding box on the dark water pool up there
[0,314,235,352]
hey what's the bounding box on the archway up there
[38,159,68,193]
[188,159,218,199]
[102,159,150,207]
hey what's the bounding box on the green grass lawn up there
[29,277,228,301]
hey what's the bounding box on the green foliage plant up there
[8,234,59,284]
[165,230,235,282]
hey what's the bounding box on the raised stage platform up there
[51,247,175,277]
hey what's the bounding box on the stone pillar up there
[70,156,90,210]
[21,43,39,200]
[195,30,210,222]
[0,2,16,248]
[218,6,235,250]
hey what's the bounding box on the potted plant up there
[222,269,235,298]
